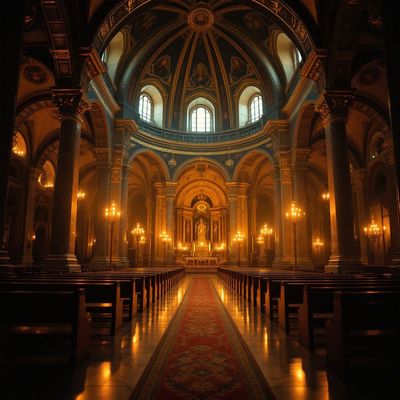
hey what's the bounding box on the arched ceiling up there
[115,1,302,131]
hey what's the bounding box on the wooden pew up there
[278,278,400,334]
[326,290,400,376]
[299,284,400,352]
[0,280,122,336]
[0,288,91,368]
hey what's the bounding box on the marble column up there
[154,182,166,264]
[90,148,111,270]
[273,156,294,269]
[165,182,176,264]
[108,150,129,268]
[146,196,153,262]
[292,149,314,269]
[250,197,257,262]
[116,165,130,268]
[0,0,26,265]
[226,182,239,264]
[21,167,42,265]
[352,168,368,265]
[238,183,249,265]
[44,89,88,272]
[315,90,360,273]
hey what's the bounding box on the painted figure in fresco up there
[154,55,171,82]
[191,63,211,86]
[230,56,248,82]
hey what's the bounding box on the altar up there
[184,256,218,268]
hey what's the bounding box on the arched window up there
[139,93,153,122]
[237,86,262,127]
[139,85,164,126]
[187,97,215,132]
[249,94,262,123]
[190,106,212,132]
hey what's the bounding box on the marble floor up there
[2,274,400,400]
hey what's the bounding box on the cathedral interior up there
[1,0,400,399]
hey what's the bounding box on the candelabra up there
[105,202,120,269]
[260,223,273,267]
[131,222,145,266]
[364,217,383,263]
[233,231,245,267]
[286,202,304,269]
[160,231,171,266]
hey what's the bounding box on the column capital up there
[114,119,136,152]
[315,90,354,126]
[52,88,90,119]
[80,47,107,90]
[94,147,111,167]
[301,49,327,90]
[226,181,241,198]
[154,181,166,196]
[165,181,177,198]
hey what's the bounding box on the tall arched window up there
[249,94,262,123]
[139,93,152,122]
[190,106,212,132]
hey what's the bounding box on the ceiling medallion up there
[168,158,177,168]
[188,7,214,32]
[225,158,234,168]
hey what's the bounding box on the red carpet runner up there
[131,277,275,399]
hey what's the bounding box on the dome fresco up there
[105,1,303,132]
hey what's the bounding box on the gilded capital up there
[52,88,90,119]
[301,49,327,90]
[315,90,354,126]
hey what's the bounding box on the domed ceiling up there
[115,1,297,131]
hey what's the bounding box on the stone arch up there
[172,157,229,182]
[232,149,274,182]
[175,180,227,209]
[129,149,170,182]
[88,101,110,147]
[292,101,317,151]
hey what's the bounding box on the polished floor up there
[2,275,400,400]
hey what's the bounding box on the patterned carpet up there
[131,277,275,399]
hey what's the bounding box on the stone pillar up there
[90,148,111,269]
[116,165,130,268]
[273,157,294,268]
[315,90,360,273]
[44,89,88,272]
[0,1,26,265]
[226,182,239,264]
[146,196,153,261]
[238,183,249,265]
[250,197,257,261]
[21,168,42,265]
[352,169,368,265]
[108,149,125,267]
[110,120,135,267]
[154,182,166,264]
[165,182,176,263]
[292,149,314,269]
[177,209,183,243]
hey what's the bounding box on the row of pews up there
[217,267,400,377]
[0,267,184,369]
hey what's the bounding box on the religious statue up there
[197,218,207,240]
